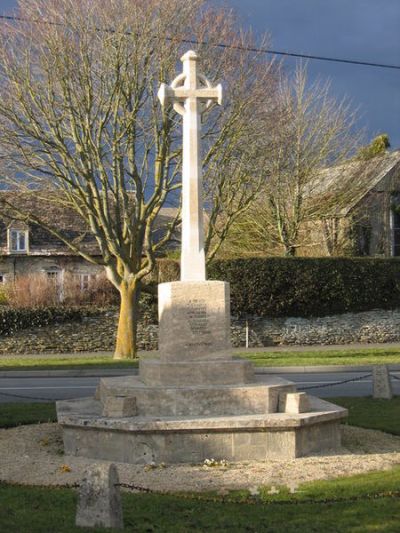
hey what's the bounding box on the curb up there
[1,364,400,379]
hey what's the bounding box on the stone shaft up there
[181,52,205,281]
[158,50,222,281]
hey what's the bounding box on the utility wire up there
[0,13,399,71]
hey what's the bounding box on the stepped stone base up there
[57,279,348,464]
[57,395,346,463]
[139,358,254,386]
[97,375,296,417]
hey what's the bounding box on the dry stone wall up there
[1,307,400,354]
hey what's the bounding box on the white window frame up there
[8,228,29,253]
[79,273,92,291]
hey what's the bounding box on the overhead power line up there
[0,13,399,71]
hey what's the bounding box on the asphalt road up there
[0,371,399,403]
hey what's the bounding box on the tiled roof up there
[310,150,400,216]
[0,191,178,256]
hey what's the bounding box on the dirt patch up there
[0,423,399,492]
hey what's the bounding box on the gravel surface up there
[1,423,399,493]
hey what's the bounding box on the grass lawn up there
[1,473,400,533]
[0,356,138,371]
[330,396,400,436]
[2,346,400,370]
[1,399,399,531]
[239,346,400,367]
[0,402,57,428]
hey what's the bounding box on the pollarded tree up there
[0,0,278,357]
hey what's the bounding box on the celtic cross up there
[158,50,222,281]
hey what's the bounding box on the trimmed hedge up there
[158,257,400,318]
[0,307,85,336]
[210,257,400,317]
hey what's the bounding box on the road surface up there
[0,370,399,403]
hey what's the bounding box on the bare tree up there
[0,0,278,357]
[224,65,366,257]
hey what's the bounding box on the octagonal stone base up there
[57,395,347,464]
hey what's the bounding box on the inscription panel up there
[187,299,211,335]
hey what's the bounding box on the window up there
[79,273,91,291]
[391,193,400,256]
[9,229,28,253]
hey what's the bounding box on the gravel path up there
[1,423,399,493]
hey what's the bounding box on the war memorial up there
[57,51,346,464]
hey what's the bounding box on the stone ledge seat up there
[57,396,347,463]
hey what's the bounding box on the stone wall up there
[1,307,400,354]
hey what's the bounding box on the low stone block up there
[373,365,393,399]
[75,463,123,529]
[280,392,310,414]
[102,395,137,417]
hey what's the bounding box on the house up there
[300,150,400,257]
[0,191,178,289]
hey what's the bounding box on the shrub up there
[63,272,119,307]
[208,257,400,317]
[6,275,60,308]
[5,273,119,309]
[0,307,85,336]
[154,257,400,318]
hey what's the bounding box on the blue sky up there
[2,0,399,147]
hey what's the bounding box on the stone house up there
[301,150,400,257]
[0,192,177,291]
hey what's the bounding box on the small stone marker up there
[102,395,137,417]
[76,463,123,530]
[281,392,310,414]
[373,365,393,399]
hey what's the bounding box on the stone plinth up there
[158,281,231,361]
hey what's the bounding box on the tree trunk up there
[113,279,141,360]
[285,245,296,257]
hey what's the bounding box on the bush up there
[155,257,400,318]
[0,307,85,336]
[5,273,119,308]
[208,257,400,317]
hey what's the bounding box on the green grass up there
[2,346,400,370]
[0,356,138,371]
[238,346,400,367]
[330,396,400,436]
[1,399,400,531]
[1,470,400,532]
[0,402,57,428]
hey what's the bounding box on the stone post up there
[76,463,123,529]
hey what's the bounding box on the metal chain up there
[13,480,400,507]
[115,482,400,506]
[299,373,372,391]
[0,370,397,401]
[0,390,64,402]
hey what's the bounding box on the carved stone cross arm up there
[158,50,223,282]
[158,51,222,115]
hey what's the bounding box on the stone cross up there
[158,51,222,281]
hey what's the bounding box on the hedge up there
[0,307,85,336]
[158,257,400,318]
